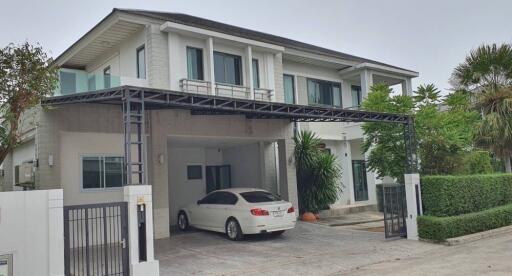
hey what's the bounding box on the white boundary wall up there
[0,189,64,276]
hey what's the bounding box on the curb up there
[421,225,512,246]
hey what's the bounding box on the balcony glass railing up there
[53,69,147,96]
[179,78,273,101]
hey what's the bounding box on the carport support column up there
[404,117,422,240]
[124,185,160,276]
[277,139,299,213]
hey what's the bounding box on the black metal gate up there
[383,184,407,238]
[64,202,129,276]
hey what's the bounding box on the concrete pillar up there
[48,189,64,276]
[404,173,420,240]
[402,78,413,96]
[277,139,299,211]
[341,140,355,204]
[245,45,255,99]
[206,37,216,95]
[360,69,373,99]
[124,185,160,275]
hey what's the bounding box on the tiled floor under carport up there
[155,221,439,276]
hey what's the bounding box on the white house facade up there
[0,8,418,239]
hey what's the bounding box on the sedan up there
[177,188,296,240]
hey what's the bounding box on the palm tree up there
[453,43,512,92]
[474,87,512,172]
[413,83,441,106]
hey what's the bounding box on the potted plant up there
[294,131,342,222]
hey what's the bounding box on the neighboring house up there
[0,9,417,238]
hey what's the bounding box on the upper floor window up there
[187,47,204,80]
[351,85,362,108]
[136,45,146,79]
[283,74,295,104]
[252,59,260,88]
[82,156,124,189]
[60,71,76,95]
[307,78,341,107]
[214,51,242,85]
[103,66,111,89]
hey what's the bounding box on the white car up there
[177,188,296,240]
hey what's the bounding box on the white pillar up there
[341,140,355,204]
[277,139,299,212]
[206,37,216,95]
[48,189,64,276]
[404,173,420,240]
[402,78,413,96]
[360,69,373,99]
[124,185,160,276]
[245,45,255,100]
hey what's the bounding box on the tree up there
[453,43,512,92]
[0,42,58,165]
[413,83,441,106]
[473,87,512,172]
[294,130,341,213]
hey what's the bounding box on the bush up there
[457,151,494,175]
[418,203,512,241]
[421,174,512,216]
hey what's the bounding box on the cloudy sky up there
[1,0,511,93]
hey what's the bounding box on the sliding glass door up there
[206,165,231,193]
[352,160,369,201]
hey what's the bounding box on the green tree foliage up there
[413,83,441,106]
[0,42,58,164]
[294,130,341,213]
[362,83,479,179]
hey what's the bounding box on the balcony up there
[180,79,273,101]
[54,69,148,96]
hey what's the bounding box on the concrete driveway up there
[155,222,439,275]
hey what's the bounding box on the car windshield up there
[240,191,280,203]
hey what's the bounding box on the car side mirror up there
[197,200,202,205]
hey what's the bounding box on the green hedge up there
[421,174,512,216]
[418,203,512,241]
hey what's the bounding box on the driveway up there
[155,222,439,275]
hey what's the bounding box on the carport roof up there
[42,85,411,124]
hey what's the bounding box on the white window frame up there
[80,154,124,191]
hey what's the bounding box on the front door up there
[206,165,231,193]
[352,160,369,201]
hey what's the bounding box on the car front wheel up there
[225,218,243,241]
[177,211,189,231]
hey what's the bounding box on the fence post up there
[124,185,160,275]
[48,189,65,276]
[404,116,421,240]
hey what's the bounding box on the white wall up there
[223,143,261,189]
[11,140,36,190]
[0,189,64,276]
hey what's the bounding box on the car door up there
[208,192,239,231]
[192,192,219,229]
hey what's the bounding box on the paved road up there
[155,222,512,275]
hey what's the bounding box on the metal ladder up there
[122,89,145,185]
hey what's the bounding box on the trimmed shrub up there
[421,174,512,216]
[418,203,512,241]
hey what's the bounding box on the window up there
[187,165,202,180]
[351,85,362,108]
[60,71,76,94]
[82,156,124,189]
[240,191,280,203]
[187,47,204,80]
[88,75,96,91]
[214,52,242,85]
[199,192,221,204]
[200,192,237,205]
[252,59,260,88]
[283,74,295,104]
[136,45,146,79]
[103,67,111,89]
[307,78,341,107]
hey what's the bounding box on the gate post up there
[404,116,422,240]
[124,185,160,275]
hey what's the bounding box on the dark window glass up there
[351,85,362,107]
[201,192,220,204]
[103,67,111,89]
[104,157,123,188]
[214,52,242,85]
[240,191,280,203]
[88,75,96,91]
[307,79,342,107]
[83,157,103,189]
[283,74,295,104]
[252,59,260,88]
[187,165,202,180]
[216,192,238,205]
[187,47,204,80]
[137,45,146,79]
[60,71,76,94]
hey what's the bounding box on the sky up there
[1,0,511,94]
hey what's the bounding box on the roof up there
[56,8,417,74]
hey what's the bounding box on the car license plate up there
[273,211,284,217]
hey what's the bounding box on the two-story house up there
[0,8,417,239]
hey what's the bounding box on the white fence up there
[0,189,64,276]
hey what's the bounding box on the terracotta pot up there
[301,212,317,222]
[314,213,321,220]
